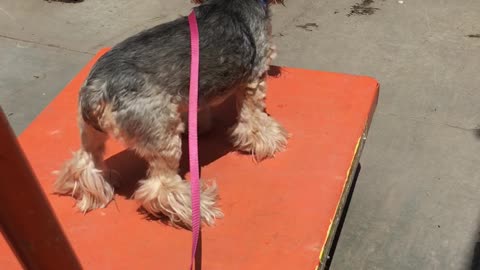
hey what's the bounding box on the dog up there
[54,0,288,228]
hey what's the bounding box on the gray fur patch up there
[80,0,275,137]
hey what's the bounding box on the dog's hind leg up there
[54,119,114,212]
[229,76,289,161]
[132,102,222,228]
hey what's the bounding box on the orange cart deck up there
[0,49,378,270]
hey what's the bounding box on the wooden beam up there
[0,107,82,270]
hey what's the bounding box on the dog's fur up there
[55,0,288,228]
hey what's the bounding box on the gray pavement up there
[1,0,480,269]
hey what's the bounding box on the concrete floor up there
[1,0,480,269]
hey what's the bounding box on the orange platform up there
[0,49,378,270]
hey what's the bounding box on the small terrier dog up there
[55,0,288,228]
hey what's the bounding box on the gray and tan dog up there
[55,0,288,228]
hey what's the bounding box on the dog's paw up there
[198,181,224,226]
[54,150,114,213]
[230,115,289,162]
[135,175,223,228]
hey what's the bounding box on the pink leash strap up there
[188,10,201,270]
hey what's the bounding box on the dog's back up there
[87,1,268,97]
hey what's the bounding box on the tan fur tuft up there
[54,150,114,212]
[230,79,289,161]
[54,120,114,213]
[134,174,223,228]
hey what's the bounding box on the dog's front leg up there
[229,76,289,161]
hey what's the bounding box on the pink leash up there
[188,10,201,270]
